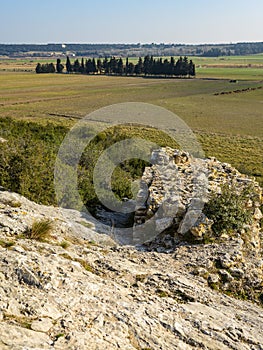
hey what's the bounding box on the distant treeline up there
[36,56,196,77]
[2,42,263,58]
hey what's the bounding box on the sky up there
[1,0,263,44]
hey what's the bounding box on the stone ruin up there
[133,147,262,247]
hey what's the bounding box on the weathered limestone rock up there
[133,147,262,245]
[132,148,263,307]
[0,222,263,350]
[254,207,263,220]
[0,156,263,349]
[31,318,53,333]
[0,324,51,349]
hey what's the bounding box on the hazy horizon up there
[1,40,263,46]
[1,0,263,44]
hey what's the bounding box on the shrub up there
[60,240,70,249]
[204,183,253,237]
[26,219,53,241]
[59,253,95,273]
[0,240,15,248]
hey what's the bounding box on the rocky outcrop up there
[0,187,115,246]
[133,147,262,244]
[133,147,263,307]
[0,187,263,349]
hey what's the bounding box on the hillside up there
[0,149,263,349]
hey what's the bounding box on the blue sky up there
[1,0,263,44]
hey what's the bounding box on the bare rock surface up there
[0,187,263,349]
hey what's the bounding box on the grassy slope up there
[0,59,262,189]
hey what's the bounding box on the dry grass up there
[25,218,53,241]
[0,239,15,248]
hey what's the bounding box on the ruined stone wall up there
[133,147,262,246]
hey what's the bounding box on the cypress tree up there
[150,56,154,74]
[49,63,56,73]
[73,59,80,73]
[109,57,118,74]
[135,57,143,75]
[97,58,102,74]
[36,63,42,74]
[117,58,124,75]
[85,59,93,74]
[152,58,157,75]
[143,55,151,75]
[66,56,72,73]
[80,57,85,73]
[92,58,97,73]
[175,57,183,76]
[189,60,196,77]
[125,57,129,75]
[56,59,64,73]
[158,58,163,75]
[170,57,175,76]
[182,56,189,76]
[103,57,109,74]
[127,62,135,75]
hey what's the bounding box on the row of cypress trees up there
[36,55,195,77]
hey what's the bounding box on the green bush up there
[204,183,253,237]
[0,118,67,205]
[0,118,175,213]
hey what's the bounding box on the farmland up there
[0,55,263,207]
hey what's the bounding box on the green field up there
[0,56,263,206]
[2,54,263,71]
[0,68,262,135]
[1,54,263,80]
